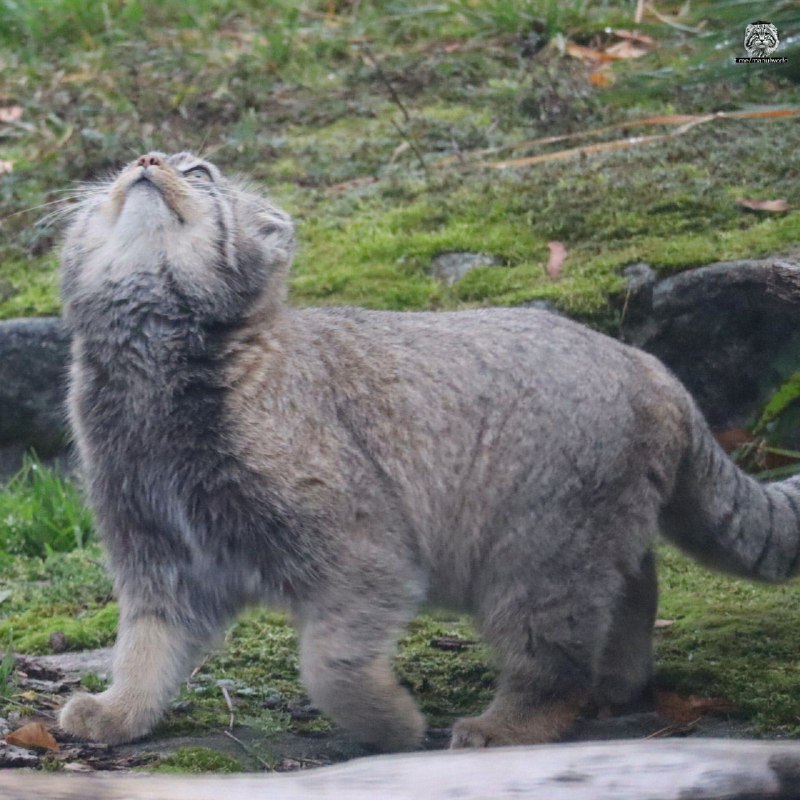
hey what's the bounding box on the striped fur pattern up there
[59,152,800,751]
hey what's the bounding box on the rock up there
[23,648,113,684]
[0,742,41,767]
[48,631,69,654]
[0,317,71,481]
[430,252,498,285]
[621,258,800,438]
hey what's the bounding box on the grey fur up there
[58,152,800,750]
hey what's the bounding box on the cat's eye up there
[184,165,213,181]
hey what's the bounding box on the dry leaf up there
[589,68,615,87]
[605,40,650,59]
[565,41,617,65]
[735,197,789,213]
[713,427,798,471]
[6,721,59,752]
[0,106,22,123]
[656,691,737,724]
[0,161,13,175]
[714,427,754,453]
[654,618,675,628]
[611,29,656,46]
[546,241,567,279]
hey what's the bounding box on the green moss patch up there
[151,746,243,774]
[656,545,800,736]
[0,602,118,655]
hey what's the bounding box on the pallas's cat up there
[59,153,800,750]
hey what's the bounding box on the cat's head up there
[744,21,779,57]
[61,152,294,326]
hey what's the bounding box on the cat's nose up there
[136,153,162,168]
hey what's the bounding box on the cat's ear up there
[257,204,295,252]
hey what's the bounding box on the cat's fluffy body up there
[59,153,800,750]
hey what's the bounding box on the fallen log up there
[3,738,800,799]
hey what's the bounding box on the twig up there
[220,684,235,730]
[286,755,325,768]
[388,118,429,176]
[619,288,632,330]
[189,655,210,681]
[360,44,411,124]
[644,717,701,739]
[360,44,429,176]
[483,109,800,170]
[672,114,716,135]
[449,126,466,167]
[3,696,57,718]
[490,134,666,169]
[644,2,706,34]
[222,729,273,771]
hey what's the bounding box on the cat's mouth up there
[121,171,186,223]
[128,171,170,197]
[107,158,206,228]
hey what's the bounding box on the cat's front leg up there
[60,602,208,745]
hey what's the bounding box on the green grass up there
[656,545,800,735]
[0,456,93,560]
[2,1,798,324]
[0,636,16,701]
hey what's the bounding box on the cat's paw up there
[59,692,145,745]
[451,700,578,749]
[450,716,499,748]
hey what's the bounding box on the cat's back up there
[292,304,662,402]
[227,304,688,503]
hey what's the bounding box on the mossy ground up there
[1,1,799,324]
[150,746,243,774]
[1,0,800,774]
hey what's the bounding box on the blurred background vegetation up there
[0,0,799,322]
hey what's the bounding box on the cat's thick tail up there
[662,402,800,582]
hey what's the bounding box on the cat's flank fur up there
[59,152,800,751]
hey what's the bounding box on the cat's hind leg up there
[450,617,591,748]
[593,550,658,711]
[451,543,618,748]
